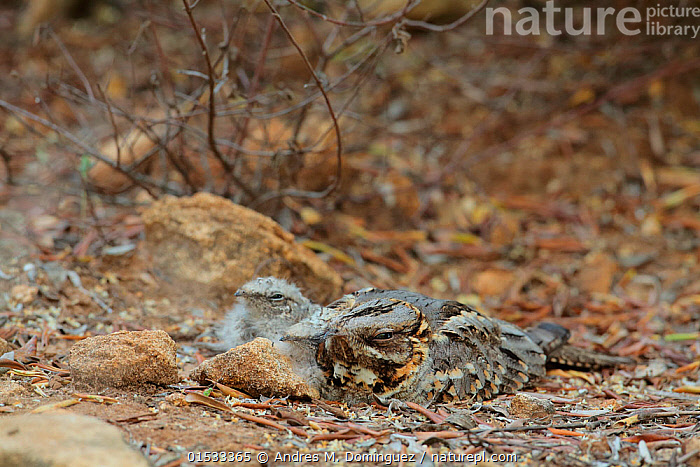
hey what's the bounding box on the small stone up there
[640,214,662,236]
[0,337,11,356]
[634,359,669,379]
[0,413,149,467]
[10,284,38,305]
[683,437,700,467]
[0,380,30,405]
[509,393,555,419]
[165,392,189,407]
[580,435,612,456]
[191,337,319,399]
[69,330,179,390]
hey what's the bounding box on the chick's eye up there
[372,331,394,341]
[269,293,285,301]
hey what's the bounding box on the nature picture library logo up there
[485,1,700,38]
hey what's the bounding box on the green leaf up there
[664,332,700,341]
[78,155,93,178]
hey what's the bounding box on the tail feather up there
[525,322,633,369]
[547,344,634,369]
[525,322,570,354]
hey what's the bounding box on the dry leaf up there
[472,269,515,297]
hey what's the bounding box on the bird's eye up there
[372,331,394,341]
[269,293,285,301]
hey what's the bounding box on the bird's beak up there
[311,330,334,344]
[281,329,337,346]
[234,290,243,297]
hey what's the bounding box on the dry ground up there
[1,1,699,465]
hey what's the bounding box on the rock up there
[509,393,555,420]
[579,435,612,456]
[69,330,179,390]
[88,120,159,193]
[633,359,669,379]
[191,338,319,399]
[10,284,39,305]
[165,392,189,407]
[0,412,149,467]
[683,437,700,467]
[0,380,30,406]
[0,337,10,356]
[142,193,342,304]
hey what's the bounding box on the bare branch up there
[286,0,421,28]
[47,28,95,103]
[404,0,491,31]
[254,0,345,205]
[0,98,161,198]
[182,0,255,198]
[0,148,12,185]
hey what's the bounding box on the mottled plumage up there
[284,288,632,404]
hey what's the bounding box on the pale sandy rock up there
[141,193,342,303]
[165,392,189,407]
[0,337,10,356]
[684,437,700,467]
[0,380,30,405]
[69,330,179,389]
[0,412,148,467]
[509,393,555,419]
[579,435,612,457]
[10,284,39,305]
[191,337,319,399]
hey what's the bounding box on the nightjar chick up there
[283,290,632,405]
[213,277,321,350]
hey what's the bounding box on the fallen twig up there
[405,401,447,424]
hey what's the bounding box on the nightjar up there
[214,276,321,350]
[283,288,632,405]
